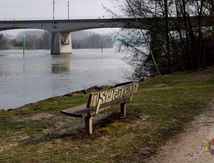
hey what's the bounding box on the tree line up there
[72,33,113,49]
[110,0,214,79]
[0,31,113,50]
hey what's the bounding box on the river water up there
[0,49,133,109]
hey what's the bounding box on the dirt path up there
[147,101,214,163]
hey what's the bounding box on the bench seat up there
[61,82,139,135]
[61,104,111,118]
[61,107,96,118]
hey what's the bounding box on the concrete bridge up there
[0,16,213,54]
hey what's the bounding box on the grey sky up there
[0,0,119,20]
[0,0,123,35]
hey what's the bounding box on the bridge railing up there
[0,16,121,21]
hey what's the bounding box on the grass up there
[0,66,214,162]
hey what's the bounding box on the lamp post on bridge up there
[53,0,69,20]
[67,0,70,20]
[22,35,26,57]
[53,0,55,20]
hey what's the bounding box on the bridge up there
[0,16,213,54]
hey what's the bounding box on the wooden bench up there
[61,82,139,135]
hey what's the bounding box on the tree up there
[72,32,113,49]
[110,0,214,79]
[0,33,8,49]
[39,31,51,49]
[12,30,51,49]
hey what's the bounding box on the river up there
[0,49,133,109]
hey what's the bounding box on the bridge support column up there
[51,32,72,55]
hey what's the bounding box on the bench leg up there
[120,102,127,117]
[85,114,93,135]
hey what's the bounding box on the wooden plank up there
[61,82,139,135]
[61,107,96,118]
[61,105,111,118]
[88,83,139,114]
[60,104,88,118]
[120,102,127,117]
[85,114,93,135]
[61,104,87,113]
[61,111,84,118]
[61,83,139,117]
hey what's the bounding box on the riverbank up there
[0,66,214,162]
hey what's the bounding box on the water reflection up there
[51,54,71,74]
[0,49,133,109]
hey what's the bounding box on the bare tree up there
[109,0,214,79]
[0,34,8,49]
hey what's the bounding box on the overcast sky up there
[0,0,120,20]
[0,0,123,35]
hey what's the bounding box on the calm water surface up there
[0,49,133,109]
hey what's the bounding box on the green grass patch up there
[0,67,214,162]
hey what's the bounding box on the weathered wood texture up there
[61,82,139,135]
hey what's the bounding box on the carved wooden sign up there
[87,82,139,114]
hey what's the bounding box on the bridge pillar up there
[51,32,72,55]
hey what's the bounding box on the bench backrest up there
[87,82,139,114]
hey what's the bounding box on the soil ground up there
[147,101,214,163]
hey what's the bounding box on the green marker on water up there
[22,35,26,56]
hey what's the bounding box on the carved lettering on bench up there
[88,83,139,110]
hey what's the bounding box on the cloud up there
[0,0,113,20]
